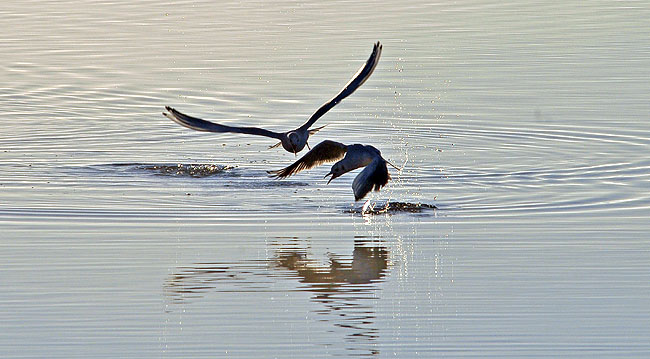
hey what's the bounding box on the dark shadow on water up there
[164,239,389,357]
[113,163,237,178]
[71,163,239,178]
[75,163,312,187]
[346,201,437,215]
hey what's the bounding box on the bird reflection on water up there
[164,239,389,356]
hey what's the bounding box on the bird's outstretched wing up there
[298,41,382,132]
[351,157,391,201]
[163,106,283,140]
[268,140,347,178]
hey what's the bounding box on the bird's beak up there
[324,172,340,184]
[386,159,402,171]
[324,172,333,184]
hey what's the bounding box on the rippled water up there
[2,0,649,358]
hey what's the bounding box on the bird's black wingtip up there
[266,169,285,179]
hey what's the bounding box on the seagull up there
[267,140,399,201]
[163,41,382,155]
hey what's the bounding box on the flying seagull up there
[267,140,398,201]
[163,41,382,154]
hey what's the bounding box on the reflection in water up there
[165,239,389,356]
[274,242,388,355]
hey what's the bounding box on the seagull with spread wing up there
[267,140,398,201]
[163,41,382,154]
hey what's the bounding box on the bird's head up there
[366,145,381,156]
[282,132,305,155]
[324,163,346,184]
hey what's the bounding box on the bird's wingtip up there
[266,169,285,179]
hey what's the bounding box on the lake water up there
[1,0,649,358]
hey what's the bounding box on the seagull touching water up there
[163,41,382,154]
[267,140,399,201]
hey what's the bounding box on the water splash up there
[137,163,235,178]
[348,201,437,215]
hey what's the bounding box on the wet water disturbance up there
[133,163,236,178]
[347,201,438,215]
[2,1,650,358]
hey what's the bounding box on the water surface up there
[1,0,649,358]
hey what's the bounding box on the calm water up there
[2,0,649,358]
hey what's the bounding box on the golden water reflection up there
[165,239,389,356]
